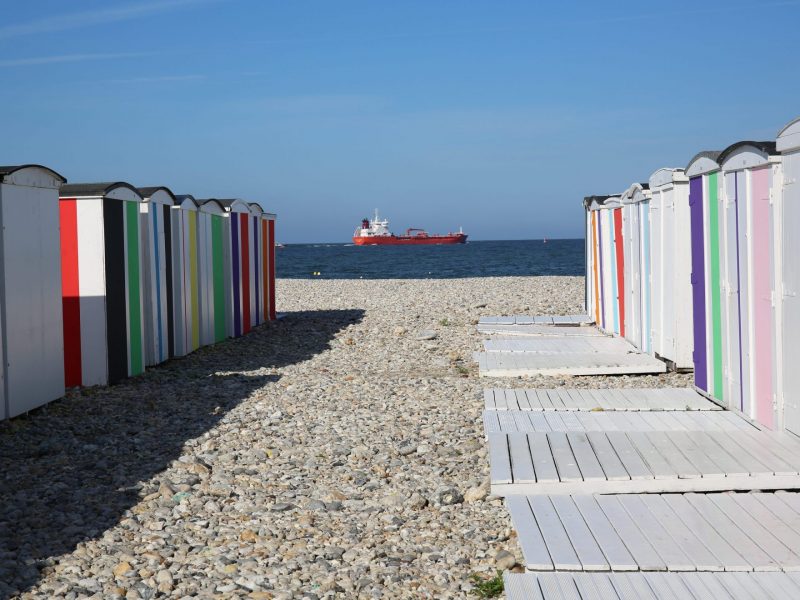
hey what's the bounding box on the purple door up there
[689,176,707,391]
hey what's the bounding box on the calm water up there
[277,239,585,279]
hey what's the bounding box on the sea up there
[277,239,585,279]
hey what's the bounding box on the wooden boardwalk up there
[483,336,629,354]
[484,388,718,412]
[489,430,800,495]
[476,350,667,376]
[507,492,800,572]
[484,409,754,434]
[477,323,606,336]
[479,314,593,326]
[504,571,800,599]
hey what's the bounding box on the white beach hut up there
[620,183,652,354]
[717,140,781,429]
[649,168,692,369]
[777,118,800,434]
[0,165,65,419]
[171,195,201,357]
[138,186,175,367]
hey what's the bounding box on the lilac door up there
[689,176,707,391]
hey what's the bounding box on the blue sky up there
[1,1,799,243]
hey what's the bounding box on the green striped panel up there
[708,172,723,400]
[212,215,226,342]
[126,201,143,376]
[189,212,199,349]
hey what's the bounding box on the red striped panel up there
[60,199,82,387]
[268,219,276,320]
[262,220,269,321]
[241,214,251,334]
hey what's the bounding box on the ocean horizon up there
[277,238,585,279]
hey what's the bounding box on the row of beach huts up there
[0,165,277,420]
[584,116,800,434]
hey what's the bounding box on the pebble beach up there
[1,276,692,599]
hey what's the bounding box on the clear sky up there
[1,1,799,243]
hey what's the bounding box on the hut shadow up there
[0,308,364,598]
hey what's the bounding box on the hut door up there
[689,176,707,392]
[750,167,774,428]
[782,153,800,435]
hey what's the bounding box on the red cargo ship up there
[352,210,467,246]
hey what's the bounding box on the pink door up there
[751,167,773,428]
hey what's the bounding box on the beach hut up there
[0,165,66,419]
[219,199,255,337]
[583,196,611,328]
[138,187,175,367]
[260,209,277,323]
[685,151,724,401]
[196,200,230,346]
[778,117,800,434]
[171,195,201,357]
[649,168,692,369]
[620,183,651,353]
[599,195,625,336]
[718,140,781,429]
[247,203,263,330]
[59,182,146,387]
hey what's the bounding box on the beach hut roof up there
[248,202,264,214]
[60,182,142,199]
[685,151,722,177]
[197,199,226,213]
[138,186,176,203]
[0,164,66,184]
[649,167,688,188]
[621,182,651,204]
[717,141,777,168]
[583,194,612,209]
[777,116,800,153]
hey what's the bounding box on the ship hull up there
[353,234,467,246]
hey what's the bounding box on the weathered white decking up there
[484,388,718,412]
[489,430,800,495]
[484,409,755,435]
[507,492,800,572]
[504,571,800,600]
[477,323,607,336]
[479,314,593,326]
[476,350,667,377]
[483,336,629,354]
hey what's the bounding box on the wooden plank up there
[616,494,695,571]
[721,432,798,476]
[586,432,630,481]
[645,431,701,479]
[528,495,582,570]
[505,495,553,571]
[503,573,545,600]
[611,573,660,600]
[730,493,800,569]
[572,495,637,570]
[484,388,497,410]
[594,495,666,571]
[685,493,779,572]
[709,493,800,569]
[640,494,723,571]
[625,432,676,480]
[478,323,604,336]
[508,433,537,483]
[548,432,582,482]
[488,434,512,484]
[550,495,609,571]
[570,573,618,600]
[642,572,693,598]
[476,351,668,377]
[529,433,560,483]
[665,432,725,478]
[567,432,606,482]
[606,431,653,480]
